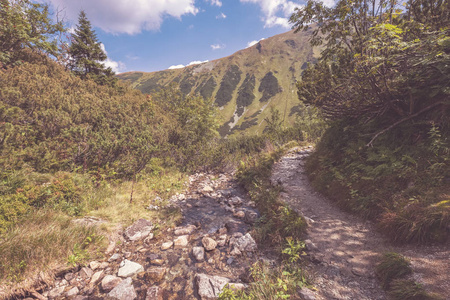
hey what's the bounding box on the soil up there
[271,147,450,300]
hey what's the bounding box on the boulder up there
[48,286,65,299]
[101,275,122,292]
[117,260,144,278]
[174,235,189,248]
[234,233,257,252]
[79,267,93,280]
[108,277,137,300]
[192,247,205,262]
[146,267,166,282]
[202,237,217,251]
[89,270,104,287]
[66,287,79,297]
[161,241,173,250]
[174,225,197,235]
[124,219,154,241]
[195,273,230,300]
[146,286,163,300]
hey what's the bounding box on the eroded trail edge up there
[271,147,450,300]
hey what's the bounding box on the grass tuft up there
[376,252,412,289]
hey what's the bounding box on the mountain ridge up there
[117,29,319,136]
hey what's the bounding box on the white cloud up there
[168,60,208,69]
[246,37,265,48]
[206,0,222,7]
[100,43,125,73]
[168,64,185,69]
[216,12,227,19]
[240,0,335,29]
[211,43,225,50]
[187,60,209,66]
[45,0,199,34]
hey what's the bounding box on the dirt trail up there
[271,147,450,300]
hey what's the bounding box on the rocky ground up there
[271,147,450,300]
[25,172,262,300]
[18,146,450,299]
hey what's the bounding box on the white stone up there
[108,277,137,300]
[101,275,122,292]
[173,235,189,248]
[192,247,205,262]
[117,260,144,278]
[161,241,173,250]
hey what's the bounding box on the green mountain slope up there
[117,29,319,136]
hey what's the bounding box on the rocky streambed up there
[30,172,264,300]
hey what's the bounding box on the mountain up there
[117,29,319,136]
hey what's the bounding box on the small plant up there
[389,279,433,300]
[376,252,412,289]
[282,238,306,264]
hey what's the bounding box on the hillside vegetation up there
[291,0,449,243]
[117,30,320,137]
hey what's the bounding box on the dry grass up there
[0,210,102,299]
[0,169,187,299]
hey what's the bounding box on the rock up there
[72,296,88,300]
[304,239,318,251]
[225,220,242,233]
[108,277,137,300]
[192,246,205,262]
[144,233,154,243]
[89,270,104,286]
[64,273,75,281]
[299,288,316,300]
[195,273,230,300]
[161,241,173,250]
[202,185,214,193]
[228,283,247,291]
[230,247,242,256]
[217,235,227,247]
[109,253,121,262]
[118,260,144,278]
[66,287,79,297]
[226,257,234,265]
[234,233,257,252]
[244,210,259,224]
[146,286,163,300]
[174,224,197,235]
[89,261,101,270]
[229,196,243,206]
[101,275,122,292]
[218,227,227,234]
[202,237,217,251]
[79,267,93,280]
[233,211,245,218]
[146,267,166,282]
[124,219,154,241]
[174,235,189,248]
[100,262,110,269]
[48,286,65,299]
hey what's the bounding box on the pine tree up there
[68,10,116,86]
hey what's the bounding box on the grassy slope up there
[117,29,317,136]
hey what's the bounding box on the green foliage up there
[293,0,450,243]
[194,76,217,100]
[376,252,412,289]
[215,65,242,107]
[68,10,116,87]
[0,0,64,68]
[259,72,280,103]
[236,74,256,109]
[219,261,309,300]
[388,280,436,300]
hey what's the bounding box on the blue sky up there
[43,0,335,73]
